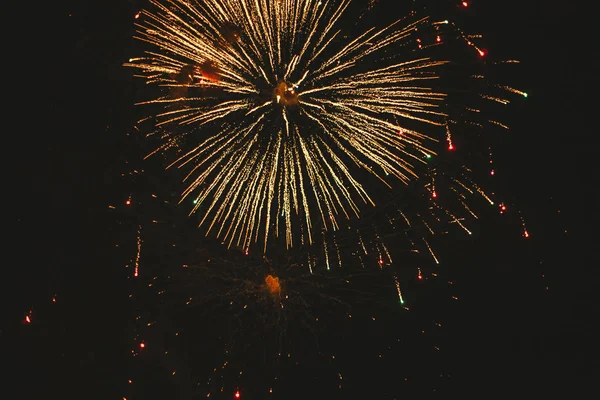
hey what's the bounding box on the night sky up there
[9,0,598,398]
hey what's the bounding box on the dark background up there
[9,0,597,398]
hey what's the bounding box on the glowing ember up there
[265,275,281,296]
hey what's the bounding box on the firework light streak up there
[134,225,142,277]
[125,0,466,254]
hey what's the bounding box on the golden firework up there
[125,0,474,254]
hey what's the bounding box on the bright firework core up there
[274,81,299,106]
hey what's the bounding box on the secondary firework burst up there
[124,229,411,396]
[124,0,472,255]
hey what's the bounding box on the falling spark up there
[423,239,439,264]
[134,226,142,277]
[394,273,404,304]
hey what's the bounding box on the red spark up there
[524,230,530,238]
[462,1,468,7]
[448,144,454,150]
[490,170,495,176]
[139,342,145,349]
[478,49,487,57]
[234,391,241,398]
[25,315,31,324]
[432,191,437,198]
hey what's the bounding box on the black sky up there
[9,0,598,398]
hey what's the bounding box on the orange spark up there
[265,275,281,297]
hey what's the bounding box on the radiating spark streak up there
[494,85,527,97]
[358,233,368,255]
[421,217,435,235]
[323,232,330,270]
[480,94,510,105]
[381,242,392,264]
[447,212,472,235]
[134,226,142,277]
[394,273,404,304]
[423,239,439,264]
[489,120,509,129]
[399,210,411,227]
[459,200,478,219]
[453,178,474,195]
[474,184,494,205]
[246,100,272,115]
[297,0,345,75]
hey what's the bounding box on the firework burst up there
[125,0,519,256]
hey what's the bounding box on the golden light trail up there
[394,273,404,304]
[134,226,142,277]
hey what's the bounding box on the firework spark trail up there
[125,0,516,257]
[134,226,142,277]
